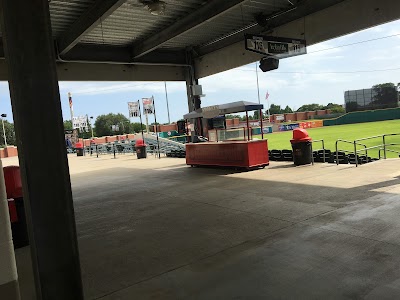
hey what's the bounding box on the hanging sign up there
[245,34,306,59]
[142,98,154,115]
[72,116,89,132]
[128,101,140,118]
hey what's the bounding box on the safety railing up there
[311,139,325,164]
[335,139,367,167]
[335,133,400,167]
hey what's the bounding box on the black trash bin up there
[290,128,312,166]
[136,139,147,159]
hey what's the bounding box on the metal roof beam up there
[57,0,127,55]
[196,0,344,56]
[132,0,248,59]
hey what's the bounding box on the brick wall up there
[284,113,296,122]
[154,124,178,132]
[226,119,234,127]
[0,146,18,158]
[295,112,307,121]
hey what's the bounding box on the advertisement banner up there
[142,97,154,115]
[310,120,323,128]
[299,122,312,129]
[128,101,140,118]
[278,123,299,131]
[262,126,273,134]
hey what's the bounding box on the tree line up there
[269,103,345,115]
[64,113,146,137]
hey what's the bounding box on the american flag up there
[265,91,270,101]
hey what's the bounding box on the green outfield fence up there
[323,107,400,126]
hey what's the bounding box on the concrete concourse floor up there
[6,153,400,299]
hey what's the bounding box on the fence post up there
[113,144,116,159]
[354,141,358,167]
[335,140,339,165]
[322,140,326,163]
[383,135,387,159]
[311,141,314,165]
[96,145,98,158]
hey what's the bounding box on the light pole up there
[1,113,7,148]
[90,116,94,138]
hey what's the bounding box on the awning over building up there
[183,101,264,119]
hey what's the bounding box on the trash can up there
[135,139,147,159]
[75,142,84,156]
[290,128,312,166]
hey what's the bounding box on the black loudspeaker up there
[177,120,186,134]
[259,57,279,72]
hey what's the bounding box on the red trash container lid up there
[75,142,83,148]
[290,128,312,143]
[136,139,146,146]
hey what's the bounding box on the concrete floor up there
[6,154,400,299]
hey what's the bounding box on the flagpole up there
[256,63,261,105]
[68,92,74,126]
[138,100,144,141]
[152,96,161,159]
[267,98,270,122]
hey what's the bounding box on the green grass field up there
[255,119,400,158]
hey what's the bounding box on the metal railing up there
[335,139,367,167]
[335,133,400,167]
[311,139,325,164]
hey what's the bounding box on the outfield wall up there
[323,108,400,126]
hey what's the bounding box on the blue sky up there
[0,19,399,124]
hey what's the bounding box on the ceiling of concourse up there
[0,0,399,80]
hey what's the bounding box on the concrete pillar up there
[0,159,20,299]
[0,0,84,299]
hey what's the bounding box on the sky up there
[0,19,399,124]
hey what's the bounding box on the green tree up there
[253,110,264,120]
[296,103,324,112]
[225,114,241,119]
[0,120,16,146]
[130,122,146,133]
[324,103,345,113]
[63,120,72,130]
[283,105,293,113]
[372,83,398,106]
[269,104,282,115]
[94,113,130,136]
